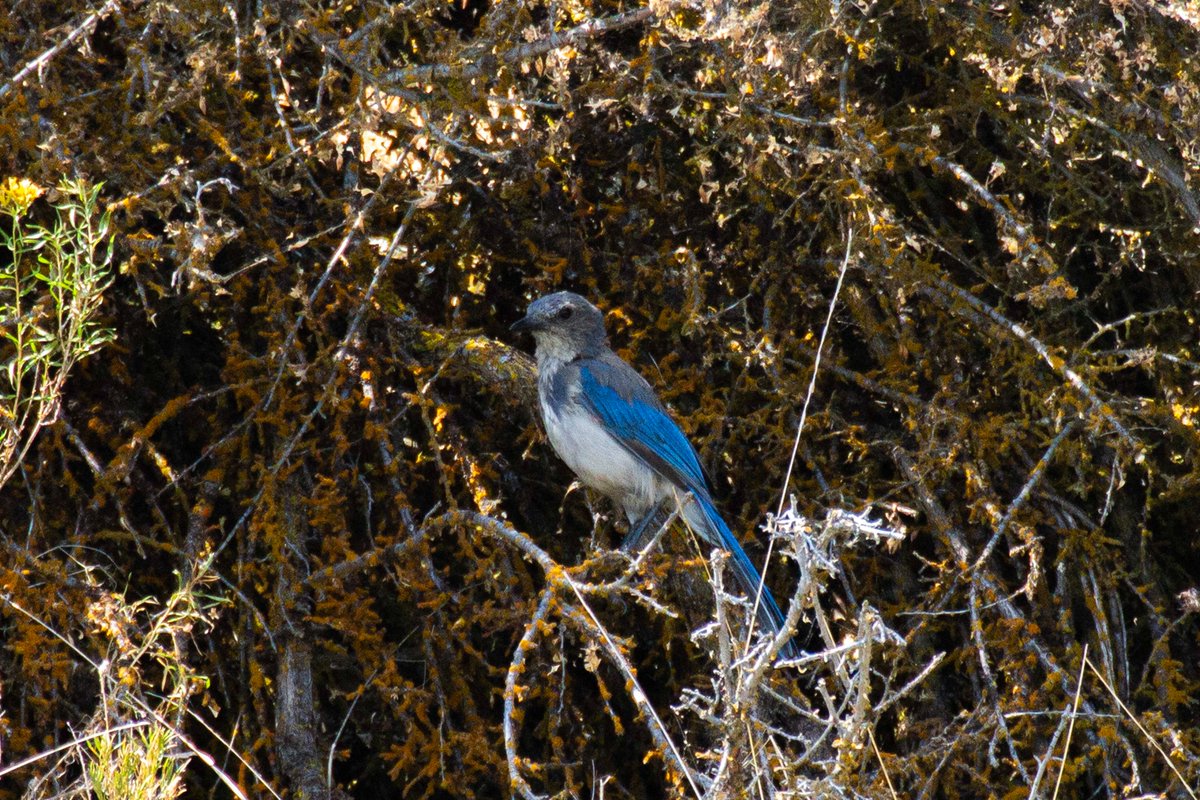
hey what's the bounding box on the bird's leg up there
[620,500,671,554]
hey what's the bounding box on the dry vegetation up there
[1,0,1198,797]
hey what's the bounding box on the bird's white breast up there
[538,384,659,520]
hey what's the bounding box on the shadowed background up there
[0,0,1198,797]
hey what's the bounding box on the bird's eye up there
[557,306,574,320]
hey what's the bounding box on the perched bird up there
[512,291,798,659]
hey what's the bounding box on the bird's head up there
[511,291,607,361]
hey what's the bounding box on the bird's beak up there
[510,315,539,333]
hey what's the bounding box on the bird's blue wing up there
[578,358,801,658]
[577,359,709,495]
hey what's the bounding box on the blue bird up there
[512,291,798,660]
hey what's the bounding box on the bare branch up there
[0,0,122,100]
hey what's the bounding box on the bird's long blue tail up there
[690,495,801,660]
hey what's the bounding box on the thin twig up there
[868,728,899,799]
[776,229,854,515]
[562,578,705,800]
[0,0,122,100]
[0,720,149,779]
[751,227,854,659]
[1049,644,1088,800]
[1084,653,1199,799]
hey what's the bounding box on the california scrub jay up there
[512,292,798,659]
